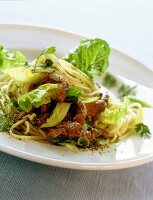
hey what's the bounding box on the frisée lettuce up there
[97,103,128,125]
[64,38,110,79]
[7,67,44,84]
[18,83,60,112]
[0,44,27,73]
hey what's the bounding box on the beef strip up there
[85,93,109,116]
[47,127,67,138]
[46,121,107,142]
[40,103,51,113]
[47,122,84,139]
[38,113,50,125]
[73,100,87,125]
[49,72,69,102]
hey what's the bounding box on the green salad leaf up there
[64,38,110,79]
[135,123,151,137]
[7,67,44,84]
[97,103,128,125]
[0,44,27,73]
[18,83,60,112]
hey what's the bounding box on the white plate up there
[0,24,153,170]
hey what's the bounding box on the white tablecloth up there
[0,1,153,200]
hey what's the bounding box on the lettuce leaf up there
[7,67,44,84]
[0,44,27,73]
[97,103,128,125]
[64,38,110,79]
[18,83,60,112]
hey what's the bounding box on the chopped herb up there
[135,123,151,137]
[34,46,56,72]
[48,135,70,144]
[43,59,53,68]
[103,72,117,88]
[13,101,19,108]
[77,137,89,147]
[118,84,137,100]
[86,116,92,126]
[67,87,82,101]
[0,114,13,132]
[99,135,107,140]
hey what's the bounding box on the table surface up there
[0,1,153,200]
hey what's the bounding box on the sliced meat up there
[47,127,67,138]
[49,72,69,87]
[85,128,108,141]
[46,122,84,139]
[40,103,51,113]
[86,93,109,116]
[63,112,72,121]
[54,85,67,102]
[46,121,107,143]
[86,100,105,116]
[57,121,84,138]
[73,100,87,125]
[37,113,50,126]
[49,72,69,102]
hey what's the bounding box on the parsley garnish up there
[34,46,56,72]
[135,123,151,137]
[103,73,117,88]
[67,87,82,101]
[118,84,137,100]
[86,116,92,126]
[43,59,53,68]
[0,114,13,132]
